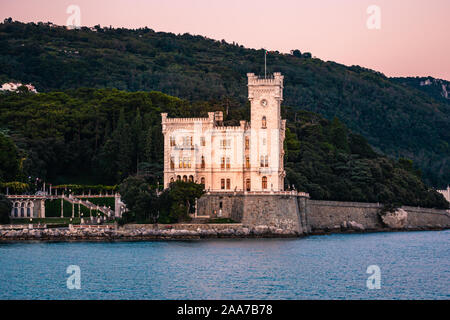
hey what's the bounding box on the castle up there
[161,72,286,192]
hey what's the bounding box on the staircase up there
[63,195,115,218]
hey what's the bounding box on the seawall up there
[1,194,449,241]
[198,192,450,235]
[307,200,450,234]
[198,192,307,235]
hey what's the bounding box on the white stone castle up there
[161,72,286,192]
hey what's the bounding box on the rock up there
[341,221,348,229]
[218,229,234,236]
[268,226,278,233]
[254,225,269,235]
[348,221,365,231]
[382,208,408,229]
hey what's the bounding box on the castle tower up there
[247,72,286,191]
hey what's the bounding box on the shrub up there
[0,194,12,224]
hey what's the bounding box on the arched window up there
[189,175,194,182]
[262,116,267,128]
[221,179,225,190]
[170,157,175,169]
[226,157,230,169]
[262,176,268,189]
[201,155,205,169]
[200,177,205,185]
[14,203,19,217]
[226,179,231,190]
[177,175,181,181]
[20,203,25,217]
[221,157,225,169]
[183,175,187,182]
[246,179,251,191]
[170,177,174,183]
[245,137,250,150]
[245,156,250,169]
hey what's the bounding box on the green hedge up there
[45,199,103,217]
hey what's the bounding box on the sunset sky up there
[1,0,449,79]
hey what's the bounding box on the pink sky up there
[2,0,449,79]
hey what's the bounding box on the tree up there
[291,49,302,58]
[159,181,205,223]
[119,175,158,223]
[0,194,12,224]
[0,133,20,182]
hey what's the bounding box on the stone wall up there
[306,200,450,233]
[197,194,450,235]
[197,192,307,235]
[197,192,244,220]
[241,194,305,234]
[402,206,450,229]
[307,200,383,232]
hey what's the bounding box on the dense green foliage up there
[0,87,447,209]
[0,133,20,182]
[53,185,117,194]
[392,77,450,104]
[119,175,159,223]
[283,109,448,209]
[119,177,204,223]
[0,89,182,184]
[158,181,205,223]
[0,194,12,224]
[0,20,449,186]
[0,88,246,185]
[0,181,29,194]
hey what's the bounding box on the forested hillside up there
[0,20,449,187]
[392,77,450,103]
[0,89,447,209]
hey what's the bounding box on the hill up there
[0,88,447,209]
[392,77,450,102]
[0,20,449,187]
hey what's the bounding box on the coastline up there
[1,223,448,242]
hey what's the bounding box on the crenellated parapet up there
[247,72,284,101]
[162,116,213,124]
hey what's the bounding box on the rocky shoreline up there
[0,222,448,242]
[0,225,300,241]
[309,225,449,235]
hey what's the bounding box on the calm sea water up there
[0,230,449,300]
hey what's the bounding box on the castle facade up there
[161,72,286,192]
